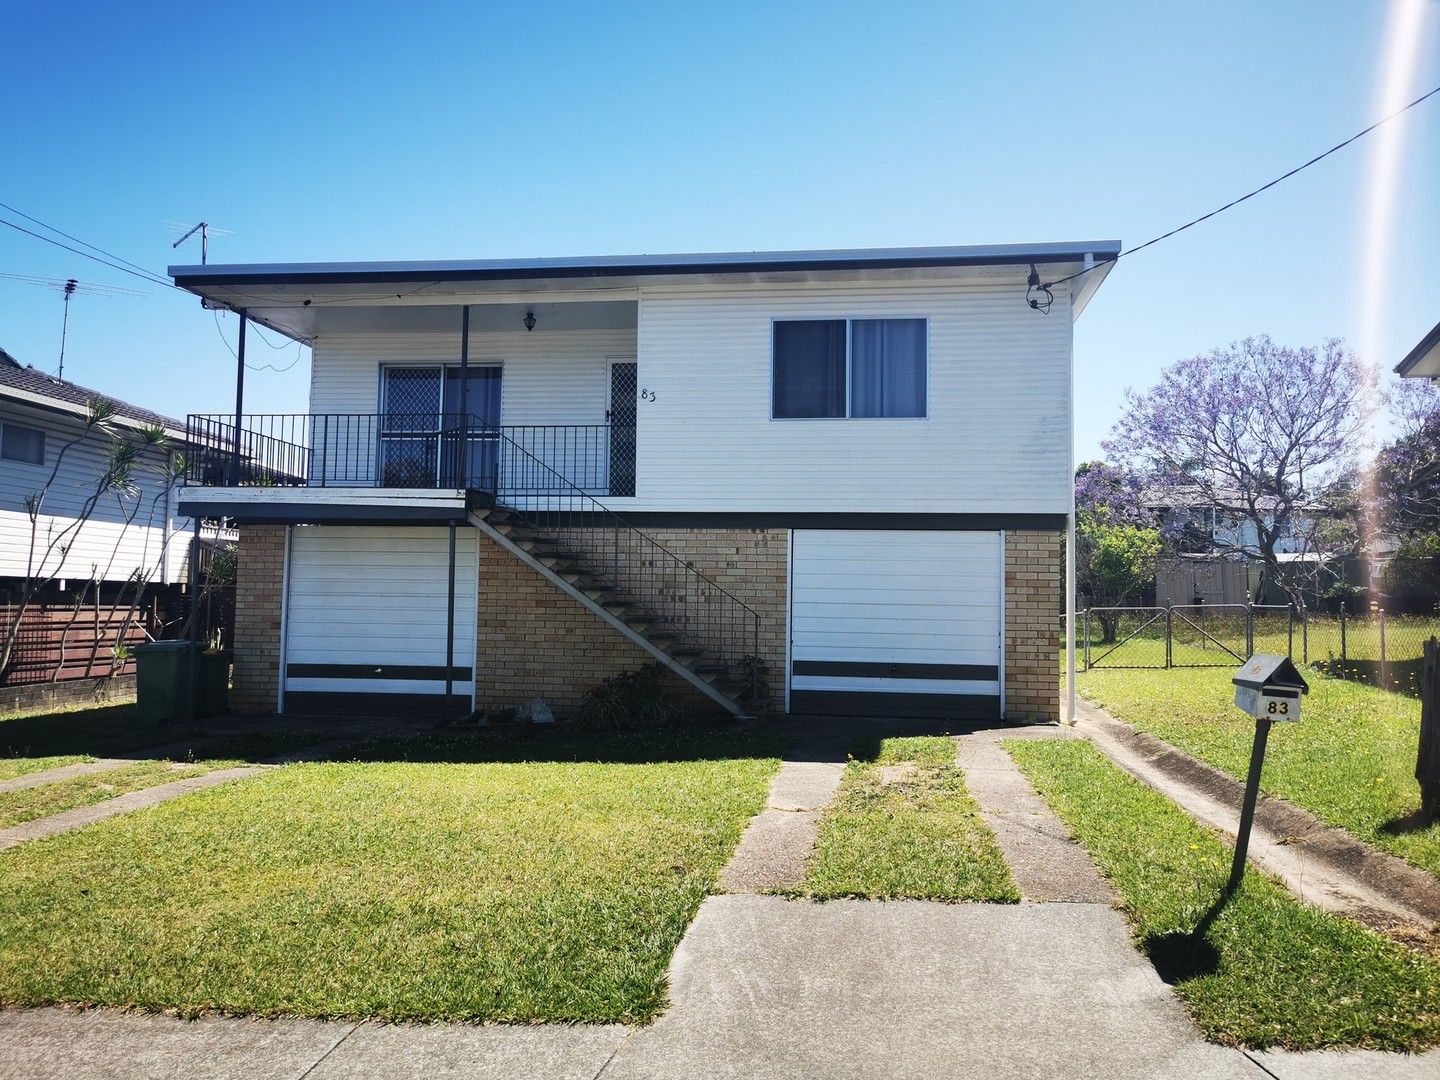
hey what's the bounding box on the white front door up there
[282,525,478,714]
[789,530,1003,718]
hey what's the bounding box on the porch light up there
[523,310,536,332]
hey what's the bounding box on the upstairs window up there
[0,422,44,464]
[772,318,926,419]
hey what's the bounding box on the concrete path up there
[716,745,845,894]
[956,726,1114,903]
[0,767,263,850]
[1074,699,1440,934]
[0,759,134,795]
[0,1008,626,1080]
[603,895,1257,1079]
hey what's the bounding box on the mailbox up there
[1232,654,1308,723]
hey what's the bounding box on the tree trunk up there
[1420,637,1440,822]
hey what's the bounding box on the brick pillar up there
[1004,530,1062,723]
[231,523,286,714]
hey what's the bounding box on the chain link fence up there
[1078,603,1440,697]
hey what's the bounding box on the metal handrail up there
[182,414,624,494]
[487,428,763,700]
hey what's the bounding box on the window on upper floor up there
[772,318,927,419]
[0,422,44,465]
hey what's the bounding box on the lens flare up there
[1358,0,1433,557]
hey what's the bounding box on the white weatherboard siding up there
[283,526,478,706]
[302,280,1071,514]
[790,530,1002,717]
[0,403,189,584]
[634,281,1072,513]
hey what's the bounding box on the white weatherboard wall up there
[283,525,478,703]
[633,281,1073,514]
[310,329,637,421]
[0,403,189,584]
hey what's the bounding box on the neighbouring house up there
[0,347,213,686]
[171,241,1118,721]
[1397,318,1440,380]
[1145,489,1323,557]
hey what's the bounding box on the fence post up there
[1083,609,1091,672]
[1165,607,1173,669]
[1287,606,1294,660]
[1246,603,1254,658]
[1380,607,1388,691]
[1419,638,1439,823]
[1302,608,1308,666]
[1340,602,1347,665]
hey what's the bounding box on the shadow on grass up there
[1143,891,1229,984]
[1310,658,1424,698]
[334,721,789,766]
[0,703,209,761]
[1379,807,1438,837]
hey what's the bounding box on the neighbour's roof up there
[1397,319,1440,378]
[0,346,186,434]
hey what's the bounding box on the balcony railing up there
[184,414,631,496]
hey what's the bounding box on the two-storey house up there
[173,242,1118,721]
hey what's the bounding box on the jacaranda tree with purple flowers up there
[1104,336,1374,610]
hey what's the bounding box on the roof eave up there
[169,240,1124,289]
[1396,319,1440,378]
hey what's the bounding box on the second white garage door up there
[282,525,478,715]
[789,530,1003,718]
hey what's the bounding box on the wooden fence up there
[0,594,164,686]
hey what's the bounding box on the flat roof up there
[1397,319,1440,378]
[171,240,1122,342]
[170,240,1121,287]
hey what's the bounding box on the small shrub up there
[579,663,681,729]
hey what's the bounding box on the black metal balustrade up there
[184,414,625,496]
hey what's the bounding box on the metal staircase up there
[468,433,763,716]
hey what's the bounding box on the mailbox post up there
[1227,654,1309,894]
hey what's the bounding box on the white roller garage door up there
[789,530,1002,718]
[282,525,478,714]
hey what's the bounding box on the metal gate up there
[1080,604,1299,671]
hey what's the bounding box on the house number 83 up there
[640,388,657,402]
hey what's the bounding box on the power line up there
[212,309,305,374]
[1043,81,1440,291]
[0,200,177,287]
[0,215,176,291]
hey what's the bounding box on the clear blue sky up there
[3,1,1437,459]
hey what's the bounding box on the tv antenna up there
[171,221,213,264]
[0,272,150,379]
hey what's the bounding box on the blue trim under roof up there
[171,241,1122,287]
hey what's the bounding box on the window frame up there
[0,420,46,465]
[769,315,930,421]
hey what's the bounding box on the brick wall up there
[0,673,137,716]
[474,528,789,717]
[1004,530,1061,723]
[231,523,285,714]
[474,532,714,717]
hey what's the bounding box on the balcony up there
[184,414,635,499]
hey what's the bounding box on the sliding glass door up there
[379,365,501,488]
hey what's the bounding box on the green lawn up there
[0,702,205,778]
[804,736,1018,902]
[1008,738,1440,1051]
[1078,667,1440,879]
[0,726,780,1023]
